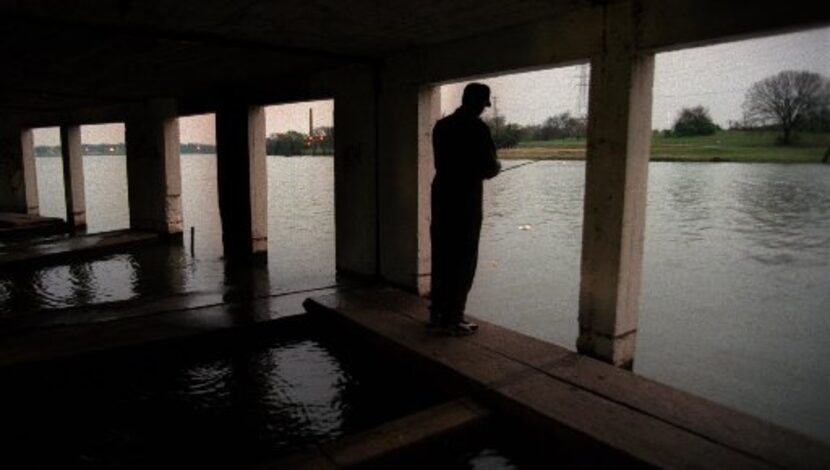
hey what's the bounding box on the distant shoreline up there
[36,153,334,157]
[33,130,829,164]
[500,130,830,163]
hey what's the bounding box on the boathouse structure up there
[1,2,829,466]
[3,0,827,365]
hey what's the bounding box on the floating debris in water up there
[518,224,532,231]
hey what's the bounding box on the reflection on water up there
[0,255,139,313]
[2,155,335,316]
[11,156,830,443]
[0,321,446,468]
[732,167,830,266]
[640,163,830,444]
[475,161,830,442]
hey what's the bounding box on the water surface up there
[18,155,830,443]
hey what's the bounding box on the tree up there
[483,115,522,149]
[534,112,587,141]
[671,106,719,137]
[742,70,830,145]
[266,131,307,156]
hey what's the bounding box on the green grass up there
[500,130,830,163]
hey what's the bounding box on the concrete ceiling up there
[0,0,582,119]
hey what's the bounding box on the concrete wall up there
[3,0,824,366]
[125,101,183,235]
[215,104,268,258]
[60,125,86,229]
[377,72,440,294]
[577,2,655,367]
[0,127,38,215]
[311,65,379,278]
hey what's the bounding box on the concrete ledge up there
[303,287,830,469]
[0,287,338,370]
[260,399,490,469]
[0,212,66,241]
[0,229,159,269]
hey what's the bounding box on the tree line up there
[33,128,336,157]
[666,70,830,144]
[266,126,334,156]
[484,69,829,149]
[484,112,588,149]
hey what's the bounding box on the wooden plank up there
[304,288,830,469]
[538,354,830,469]
[351,287,573,369]
[0,229,159,269]
[323,399,489,467]
[0,295,298,369]
[0,212,66,240]
[305,293,529,389]
[259,399,489,470]
[342,286,830,468]
[498,373,768,469]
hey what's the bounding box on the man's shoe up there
[439,320,479,336]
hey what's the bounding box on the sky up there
[33,26,829,145]
[443,26,829,130]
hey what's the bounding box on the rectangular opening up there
[32,127,65,221]
[81,123,128,233]
[641,26,830,442]
[265,100,336,291]
[438,63,589,349]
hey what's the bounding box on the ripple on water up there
[26,255,139,309]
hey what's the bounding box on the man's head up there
[461,83,491,116]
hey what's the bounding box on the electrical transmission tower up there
[575,63,589,117]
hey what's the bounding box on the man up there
[429,82,501,335]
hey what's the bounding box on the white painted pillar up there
[215,104,267,258]
[60,125,86,229]
[332,69,379,277]
[378,81,440,294]
[125,101,183,235]
[577,2,655,367]
[0,126,38,215]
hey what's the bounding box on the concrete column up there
[332,68,379,277]
[215,104,267,258]
[577,2,655,368]
[378,80,440,294]
[60,125,86,229]
[125,101,183,235]
[0,126,38,215]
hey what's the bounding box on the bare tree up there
[742,70,830,145]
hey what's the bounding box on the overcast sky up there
[33,26,829,145]
[444,25,829,130]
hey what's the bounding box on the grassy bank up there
[499,130,830,163]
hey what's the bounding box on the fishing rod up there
[500,160,538,173]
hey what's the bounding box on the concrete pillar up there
[0,126,38,215]
[332,68,379,277]
[215,104,267,258]
[378,81,440,294]
[60,125,86,229]
[125,101,183,235]
[577,2,655,368]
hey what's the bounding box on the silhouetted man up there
[429,83,501,335]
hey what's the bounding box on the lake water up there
[20,154,830,443]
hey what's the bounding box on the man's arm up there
[480,124,501,179]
